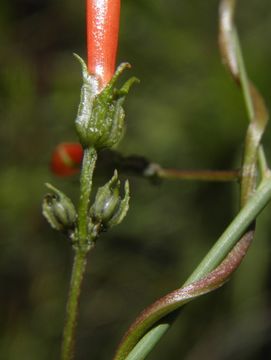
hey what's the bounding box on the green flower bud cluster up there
[42,171,129,245]
[74,54,139,149]
[89,170,130,237]
[42,183,76,234]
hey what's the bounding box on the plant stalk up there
[61,249,88,360]
[115,172,271,360]
[61,147,97,360]
[77,147,97,247]
[157,168,239,182]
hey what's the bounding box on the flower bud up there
[90,170,130,231]
[42,183,76,232]
[74,54,138,149]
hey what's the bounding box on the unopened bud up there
[90,170,130,231]
[42,183,76,232]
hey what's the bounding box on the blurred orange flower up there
[51,143,83,176]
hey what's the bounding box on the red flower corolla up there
[51,143,83,176]
[86,0,120,89]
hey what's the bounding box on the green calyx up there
[89,170,130,237]
[74,54,139,150]
[42,183,77,233]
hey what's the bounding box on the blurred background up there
[1,0,271,359]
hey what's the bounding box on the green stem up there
[185,22,260,284]
[233,29,257,206]
[233,29,254,122]
[121,173,271,360]
[77,147,97,248]
[185,180,271,283]
[61,147,97,360]
[61,250,88,360]
[233,28,268,205]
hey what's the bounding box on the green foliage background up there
[1,0,271,359]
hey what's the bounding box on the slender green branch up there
[185,177,271,283]
[61,147,97,360]
[233,29,266,205]
[61,250,88,360]
[233,30,254,122]
[219,5,268,205]
[114,173,271,360]
[116,231,252,360]
[234,30,256,205]
[77,147,97,248]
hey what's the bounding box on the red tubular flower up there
[51,143,83,176]
[86,0,120,90]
